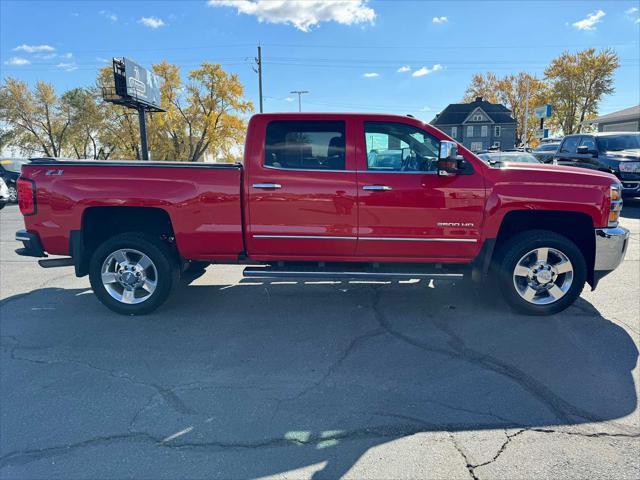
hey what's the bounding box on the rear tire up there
[497,230,586,316]
[89,233,179,315]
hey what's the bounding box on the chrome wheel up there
[512,247,574,305]
[8,186,17,203]
[101,249,157,304]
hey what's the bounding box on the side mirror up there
[438,140,463,176]
[577,145,598,156]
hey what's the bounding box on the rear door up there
[246,117,358,259]
[355,120,485,261]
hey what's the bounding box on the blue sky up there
[1,0,639,122]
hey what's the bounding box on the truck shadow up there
[1,278,638,478]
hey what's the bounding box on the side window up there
[579,136,596,150]
[467,125,474,137]
[451,126,457,138]
[365,121,440,173]
[265,120,346,170]
[560,136,579,154]
[494,126,501,137]
[481,125,488,137]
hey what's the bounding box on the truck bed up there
[20,158,245,261]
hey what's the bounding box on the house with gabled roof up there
[430,97,517,151]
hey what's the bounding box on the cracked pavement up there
[1,201,639,479]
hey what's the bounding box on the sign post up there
[102,58,165,160]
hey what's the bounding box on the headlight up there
[608,184,622,227]
[619,161,640,173]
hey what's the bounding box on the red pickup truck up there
[15,113,629,316]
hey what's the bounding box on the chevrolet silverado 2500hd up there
[15,113,629,315]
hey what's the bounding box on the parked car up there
[477,151,541,165]
[553,132,640,197]
[532,142,561,163]
[0,158,28,203]
[0,178,9,210]
[15,113,628,316]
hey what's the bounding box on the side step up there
[243,264,464,280]
[38,258,74,268]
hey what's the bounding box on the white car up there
[0,177,9,210]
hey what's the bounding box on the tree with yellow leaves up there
[151,61,253,162]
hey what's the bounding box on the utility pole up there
[523,77,530,149]
[290,90,309,112]
[256,45,263,113]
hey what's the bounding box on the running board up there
[243,266,464,280]
[38,257,74,268]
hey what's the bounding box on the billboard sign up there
[534,104,552,119]
[122,58,161,109]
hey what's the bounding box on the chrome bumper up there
[594,227,630,272]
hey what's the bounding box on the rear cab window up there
[264,121,346,171]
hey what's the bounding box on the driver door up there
[356,120,485,261]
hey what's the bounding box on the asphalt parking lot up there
[1,201,639,479]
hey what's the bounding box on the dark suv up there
[0,158,28,203]
[553,132,640,197]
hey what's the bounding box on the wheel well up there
[494,210,595,284]
[74,207,175,276]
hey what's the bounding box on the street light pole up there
[290,90,309,112]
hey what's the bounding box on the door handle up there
[252,183,282,189]
[362,185,392,191]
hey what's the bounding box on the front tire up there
[497,230,587,316]
[89,233,179,315]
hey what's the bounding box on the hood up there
[498,161,618,183]
[604,149,640,160]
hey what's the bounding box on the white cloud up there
[432,16,448,24]
[572,10,605,30]
[625,7,640,23]
[4,57,30,66]
[99,10,118,22]
[96,57,110,63]
[284,97,295,102]
[56,62,78,72]
[139,16,166,28]
[363,72,379,78]
[61,52,73,59]
[207,0,376,32]
[412,64,443,77]
[397,65,411,73]
[13,44,55,53]
[420,106,432,112]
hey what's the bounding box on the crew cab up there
[553,132,640,197]
[15,113,629,316]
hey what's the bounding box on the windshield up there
[0,159,28,173]
[596,134,640,152]
[478,152,540,165]
[534,144,559,152]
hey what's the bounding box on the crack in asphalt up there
[0,423,426,468]
[368,286,628,429]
